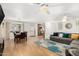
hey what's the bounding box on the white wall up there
[0,20,7,39]
[24,22,37,37]
[45,21,58,39]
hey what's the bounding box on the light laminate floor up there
[3,37,58,56]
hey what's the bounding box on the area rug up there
[35,39,69,56]
[48,46,62,53]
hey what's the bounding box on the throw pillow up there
[53,32,59,36]
[63,33,70,38]
[71,34,79,39]
[59,33,63,38]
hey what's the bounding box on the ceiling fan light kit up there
[40,5,49,14]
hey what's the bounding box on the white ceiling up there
[1,3,79,23]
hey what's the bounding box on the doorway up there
[37,24,45,39]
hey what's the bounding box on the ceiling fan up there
[33,3,49,14]
[34,3,48,6]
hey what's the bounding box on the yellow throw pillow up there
[71,34,79,39]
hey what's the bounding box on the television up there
[0,4,5,24]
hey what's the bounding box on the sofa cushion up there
[50,36,72,45]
